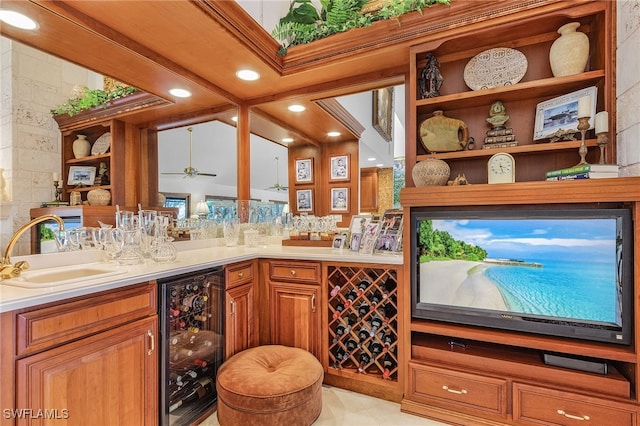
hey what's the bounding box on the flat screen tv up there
[410,206,633,345]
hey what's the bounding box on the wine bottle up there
[344,289,358,308]
[357,279,371,295]
[344,313,358,334]
[169,376,214,412]
[332,347,346,368]
[381,302,397,322]
[382,354,397,379]
[368,315,383,336]
[369,290,383,305]
[332,302,345,320]
[382,277,397,298]
[345,339,358,356]
[330,285,341,298]
[368,341,384,358]
[332,324,346,343]
[382,332,396,349]
[357,303,370,319]
[358,352,371,372]
[357,326,370,345]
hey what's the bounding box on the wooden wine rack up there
[327,265,399,382]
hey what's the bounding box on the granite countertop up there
[0,239,403,313]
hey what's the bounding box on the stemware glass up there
[222,218,240,246]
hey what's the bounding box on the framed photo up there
[348,215,371,252]
[295,158,313,184]
[360,221,381,254]
[332,234,346,249]
[296,189,313,212]
[67,166,96,186]
[330,187,348,212]
[534,86,597,140]
[373,87,393,142]
[375,209,404,254]
[330,154,349,181]
[374,231,401,254]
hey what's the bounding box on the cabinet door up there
[270,282,320,359]
[225,282,254,359]
[16,316,158,426]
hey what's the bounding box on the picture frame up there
[296,189,313,212]
[360,221,381,254]
[295,158,313,184]
[373,87,393,142]
[533,86,597,140]
[375,209,404,254]
[67,166,96,186]
[330,154,349,181]
[332,234,346,249]
[330,187,349,212]
[348,214,372,252]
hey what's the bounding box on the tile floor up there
[201,385,450,425]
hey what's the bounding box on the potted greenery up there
[272,0,451,55]
[51,84,138,117]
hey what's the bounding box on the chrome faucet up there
[1,214,65,280]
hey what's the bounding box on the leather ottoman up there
[216,345,323,426]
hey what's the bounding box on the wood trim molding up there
[315,98,366,138]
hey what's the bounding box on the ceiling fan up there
[266,156,288,192]
[162,127,217,178]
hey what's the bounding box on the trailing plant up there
[272,0,451,55]
[51,84,138,116]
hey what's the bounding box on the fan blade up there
[197,172,217,177]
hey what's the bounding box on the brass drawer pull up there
[230,299,235,315]
[238,272,244,278]
[147,330,155,355]
[557,409,590,421]
[290,269,296,276]
[442,385,467,395]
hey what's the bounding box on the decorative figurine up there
[94,161,110,185]
[482,101,518,150]
[419,53,444,99]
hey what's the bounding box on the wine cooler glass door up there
[159,268,224,426]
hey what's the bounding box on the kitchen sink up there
[2,264,127,288]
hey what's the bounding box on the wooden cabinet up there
[266,261,321,360]
[224,260,257,359]
[400,178,640,425]
[2,281,158,426]
[406,1,615,186]
[360,167,379,213]
[324,263,403,402]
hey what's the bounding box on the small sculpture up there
[486,100,510,129]
[419,53,444,99]
[447,174,470,186]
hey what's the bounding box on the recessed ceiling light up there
[368,157,376,161]
[0,10,38,30]
[169,88,191,98]
[236,69,260,81]
[376,163,384,167]
[231,116,238,122]
[282,137,294,143]
[288,104,306,112]
[327,131,341,137]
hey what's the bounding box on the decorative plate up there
[91,132,111,155]
[463,48,528,91]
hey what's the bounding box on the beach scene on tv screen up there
[417,218,621,325]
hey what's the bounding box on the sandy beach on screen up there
[420,259,508,310]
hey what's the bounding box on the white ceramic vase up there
[72,134,91,158]
[549,22,589,77]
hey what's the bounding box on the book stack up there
[546,164,619,181]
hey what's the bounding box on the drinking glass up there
[222,218,240,246]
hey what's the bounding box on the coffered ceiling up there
[0,0,523,145]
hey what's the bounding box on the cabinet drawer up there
[408,361,507,418]
[269,261,321,284]
[513,382,637,426]
[226,261,254,288]
[15,281,157,357]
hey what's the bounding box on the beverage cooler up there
[159,268,225,425]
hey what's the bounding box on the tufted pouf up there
[216,345,323,426]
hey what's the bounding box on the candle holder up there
[575,116,590,166]
[596,132,609,165]
[53,180,63,202]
